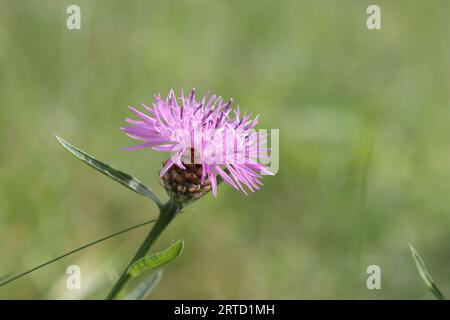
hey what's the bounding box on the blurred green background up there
[1,0,450,299]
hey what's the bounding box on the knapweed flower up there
[121,89,272,201]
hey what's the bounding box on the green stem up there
[105,200,181,300]
[0,218,156,287]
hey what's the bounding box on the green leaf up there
[124,270,163,300]
[56,135,162,208]
[128,240,184,277]
[409,244,445,300]
[0,273,13,283]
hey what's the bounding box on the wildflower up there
[121,89,272,200]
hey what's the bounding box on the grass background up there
[1,0,450,299]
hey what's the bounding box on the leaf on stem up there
[128,240,184,278]
[0,273,13,283]
[56,135,162,208]
[409,244,445,300]
[124,270,163,300]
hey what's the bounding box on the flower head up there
[121,89,272,199]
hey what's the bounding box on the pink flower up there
[122,89,272,197]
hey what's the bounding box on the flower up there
[121,89,272,199]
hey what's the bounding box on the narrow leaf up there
[0,273,13,283]
[0,218,156,287]
[56,135,162,208]
[128,240,184,277]
[409,244,445,300]
[124,270,163,300]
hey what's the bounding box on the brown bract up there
[162,160,212,202]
